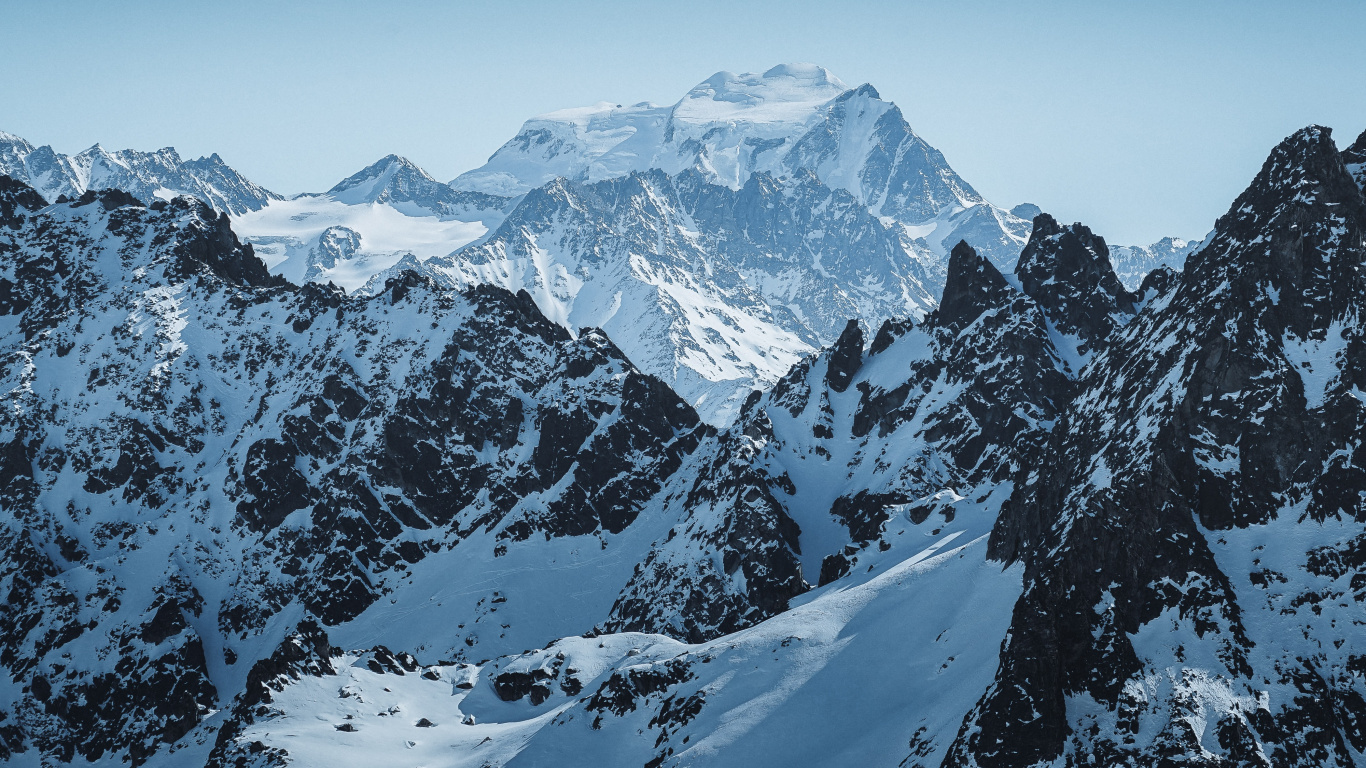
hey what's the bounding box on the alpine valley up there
[1,63,1364,768]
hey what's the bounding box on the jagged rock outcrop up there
[949,125,1366,768]
[605,237,1079,643]
[0,177,706,765]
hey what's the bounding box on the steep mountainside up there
[0,131,279,215]
[452,64,1029,271]
[199,125,1366,768]
[182,214,1135,768]
[0,180,706,766]
[3,116,1364,768]
[370,167,945,424]
[949,124,1366,768]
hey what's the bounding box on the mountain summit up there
[451,64,997,238]
[0,131,278,215]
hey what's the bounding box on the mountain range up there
[1,65,1190,424]
[5,66,1359,768]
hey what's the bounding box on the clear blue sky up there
[2,0,1363,244]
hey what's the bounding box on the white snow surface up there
[232,196,491,291]
[211,536,1020,768]
[452,64,851,197]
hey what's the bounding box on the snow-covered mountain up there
[1108,234,1204,289]
[2,69,1191,427]
[362,167,945,424]
[452,64,1027,269]
[0,179,707,765]
[336,64,1041,423]
[232,154,511,291]
[3,123,1364,767]
[0,131,279,215]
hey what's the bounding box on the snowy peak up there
[324,153,507,216]
[782,83,983,221]
[671,63,848,128]
[451,63,977,222]
[329,154,434,197]
[0,130,279,215]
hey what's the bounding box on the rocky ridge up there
[0,131,279,215]
[1,122,1363,767]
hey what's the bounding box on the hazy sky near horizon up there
[2,0,1363,243]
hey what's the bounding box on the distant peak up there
[1009,203,1042,221]
[362,154,426,178]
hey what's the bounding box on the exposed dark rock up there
[824,319,863,392]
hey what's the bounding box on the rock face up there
[0,180,705,765]
[0,131,279,215]
[950,125,1366,767]
[400,167,945,424]
[3,123,1366,768]
[1014,213,1138,359]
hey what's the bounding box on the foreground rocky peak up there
[950,124,1366,767]
[1014,212,1138,356]
[932,239,1016,333]
[0,174,710,764]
